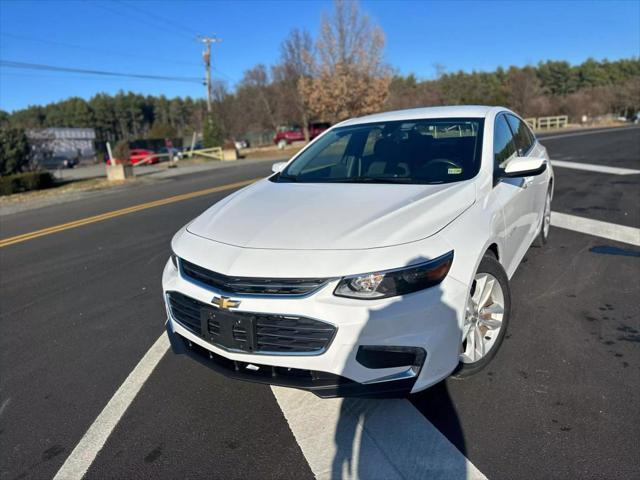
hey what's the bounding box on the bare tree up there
[299,0,391,123]
[240,65,278,130]
[614,77,640,118]
[506,67,544,116]
[273,29,314,140]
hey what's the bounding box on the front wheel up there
[452,254,511,378]
[532,187,552,247]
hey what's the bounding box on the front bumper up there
[162,250,468,395]
[166,322,418,398]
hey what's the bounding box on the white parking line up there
[551,160,640,175]
[272,387,486,480]
[551,211,640,246]
[0,398,10,417]
[53,334,170,480]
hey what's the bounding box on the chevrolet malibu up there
[163,106,553,397]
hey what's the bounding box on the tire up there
[452,253,511,378]
[532,187,552,247]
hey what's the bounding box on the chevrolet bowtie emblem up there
[212,296,241,310]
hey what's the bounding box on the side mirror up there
[272,161,287,173]
[503,156,547,177]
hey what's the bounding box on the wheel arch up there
[487,242,500,260]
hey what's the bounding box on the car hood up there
[186,179,475,250]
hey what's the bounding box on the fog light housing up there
[356,345,426,372]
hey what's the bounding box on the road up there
[0,127,638,480]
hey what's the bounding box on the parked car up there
[61,157,78,168]
[129,148,159,165]
[273,122,330,149]
[234,139,250,150]
[47,155,78,169]
[39,154,78,170]
[163,106,553,397]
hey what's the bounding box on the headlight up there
[333,251,453,299]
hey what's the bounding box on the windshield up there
[273,118,484,184]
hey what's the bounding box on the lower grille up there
[255,316,336,353]
[167,291,336,354]
[169,329,418,398]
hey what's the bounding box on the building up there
[26,128,96,169]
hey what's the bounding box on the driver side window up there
[493,115,517,172]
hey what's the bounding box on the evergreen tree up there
[0,126,30,175]
[203,117,223,148]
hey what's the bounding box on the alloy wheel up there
[460,273,505,364]
[543,192,551,238]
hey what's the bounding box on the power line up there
[0,60,204,84]
[87,0,194,43]
[0,31,237,83]
[85,1,238,84]
[105,0,239,84]
[0,32,201,68]
[0,70,200,85]
[112,0,200,39]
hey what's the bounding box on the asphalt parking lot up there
[0,126,638,480]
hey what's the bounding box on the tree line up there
[1,0,639,153]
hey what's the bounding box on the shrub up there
[0,171,55,196]
[111,140,131,165]
[0,125,30,175]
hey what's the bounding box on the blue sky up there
[0,0,638,112]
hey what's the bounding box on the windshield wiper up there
[332,176,414,184]
[276,173,298,182]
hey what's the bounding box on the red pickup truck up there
[273,123,330,149]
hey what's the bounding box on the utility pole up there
[198,35,222,113]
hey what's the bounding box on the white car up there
[163,106,553,397]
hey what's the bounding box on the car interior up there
[283,120,484,184]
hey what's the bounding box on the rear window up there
[274,118,485,185]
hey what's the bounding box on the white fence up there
[524,115,569,130]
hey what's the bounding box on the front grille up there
[255,316,336,352]
[167,291,336,354]
[180,259,328,296]
[167,292,201,335]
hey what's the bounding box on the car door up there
[506,114,547,241]
[492,113,532,274]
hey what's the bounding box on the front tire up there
[532,187,552,247]
[452,254,511,378]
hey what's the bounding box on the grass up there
[0,177,137,205]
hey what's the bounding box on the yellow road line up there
[0,178,258,248]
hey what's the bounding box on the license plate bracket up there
[200,307,256,352]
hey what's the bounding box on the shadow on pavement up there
[329,258,470,479]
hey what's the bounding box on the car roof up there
[339,105,501,127]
